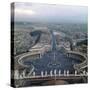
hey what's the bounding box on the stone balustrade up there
[14,69,87,80]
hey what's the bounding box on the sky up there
[14,2,88,23]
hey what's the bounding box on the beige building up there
[29,43,51,58]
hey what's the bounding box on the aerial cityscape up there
[11,2,88,87]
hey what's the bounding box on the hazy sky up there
[14,2,88,23]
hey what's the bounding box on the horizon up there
[12,2,88,23]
